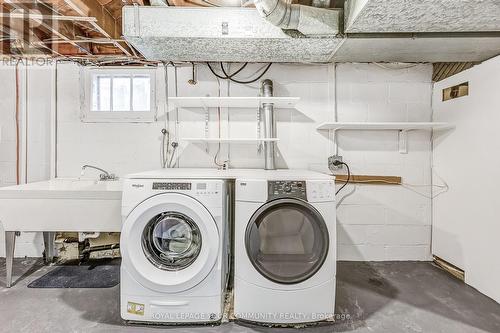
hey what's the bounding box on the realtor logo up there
[1,1,58,56]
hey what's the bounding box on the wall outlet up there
[328,155,343,171]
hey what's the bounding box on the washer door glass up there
[142,212,202,271]
[246,198,329,284]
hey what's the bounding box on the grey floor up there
[1,259,499,333]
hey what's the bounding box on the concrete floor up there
[0,259,499,333]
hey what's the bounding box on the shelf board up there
[317,122,453,131]
[180,138,279,144]
[318,122,454,154]
[169,97,300,109]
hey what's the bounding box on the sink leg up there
[5,231,16,288]
[43,232,56,263]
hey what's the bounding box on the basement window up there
[82,68,156,122]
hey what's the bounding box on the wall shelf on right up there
[317,122,454,153]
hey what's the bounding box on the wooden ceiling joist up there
[1,0,143,60]
[60,0,132,56]
[0,22,63,57]
[0,12,98,22]
[2,0,92,55]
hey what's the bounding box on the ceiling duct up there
[122,6,343,62]
[254,0,339,36]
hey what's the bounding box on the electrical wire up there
[335,162,350,195]
[221,62,248,78]
[213,107,225,168]
[206,62,273,84]
[161,63,170,168]
[221,62,273,84]
[213,77,228,168]
[201,0,221,6]
[206,62,228,80]
[161,129,170,168]
[167,142,178,168]
[372,62,422,70]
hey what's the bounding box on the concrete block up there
[337,102,368,122]
[337,204,387,225]
[338,244,386,261]
[351,83,389,103]
[384,245,431,261]
[381,225,432,246]
[367,102,408,122]
[407,102,432,122]
[389,82,431,103]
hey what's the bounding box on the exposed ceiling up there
[0,0,144,60]
[1,0,500,80]
[433,62,476,82]
[0,0,345,62]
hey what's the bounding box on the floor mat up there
[28,259,120,288]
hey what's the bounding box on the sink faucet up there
[81,165,116,181]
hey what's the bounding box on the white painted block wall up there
[0,64,53,257]
[0,62,433,261]
[433,56,500,303]
[335,63,433,261]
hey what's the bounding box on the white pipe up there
[254,0,339,36]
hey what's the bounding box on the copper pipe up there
[15,64,20,185]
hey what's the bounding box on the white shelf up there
[317,122,453,131]
[180,138,279,144]
[169,97,300,109]
[317,122,454,154]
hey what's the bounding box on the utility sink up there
[0,178,123,232]
[0,178,123,287]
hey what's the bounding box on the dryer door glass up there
[246,198,329,284]
[142,212,202,271]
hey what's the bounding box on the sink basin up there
[0,178,123,232]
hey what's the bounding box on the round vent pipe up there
[254,0,339,36]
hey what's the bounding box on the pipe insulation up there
[254,0,340,36]
[261,79,276,170]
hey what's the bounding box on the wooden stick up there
[334,174,402,185]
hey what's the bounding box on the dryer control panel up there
[268,180,307,201]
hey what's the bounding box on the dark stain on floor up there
[0,258,499,333]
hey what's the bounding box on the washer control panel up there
[268,180,307,201]
[152,182,192,191]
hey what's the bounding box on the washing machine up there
[120,171,231,324]
[234,170,336,324]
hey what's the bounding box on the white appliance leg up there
[43,232,56,263]
[5,231,16,288]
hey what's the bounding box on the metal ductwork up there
[123,3,500,63]
[254,0,340,36]
[150,0,168,6]
[123,7,342,63]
